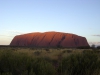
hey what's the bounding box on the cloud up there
[0,30,25,38]
[92,35,100,37]
[0,30,25,45]
[89,42,100,46]
[0,35,12,37]
[5,30,25,35]
[0,35,18,38]
[7,30,24,34]
[0,39,11,45]
[2,29,24,34]
[89,42,100,44]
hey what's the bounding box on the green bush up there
[32,58,56,75]
[0,49,100,75]
[77,46,90,49]
[0,72,12,75]
[0,50,56,75]
[34,51,41,55]
[45,48,50,51]
[58,51,100,75]
[97,46,100,49]
[0,50,33,75]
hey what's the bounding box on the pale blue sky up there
[0,0,100,46]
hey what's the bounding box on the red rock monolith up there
[10,31,90,47]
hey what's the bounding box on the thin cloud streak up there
[92,35,100,37]
[1,29,24,34]
[0,30,25,39]
[0,35,13,37]
[1,30,25,36]
[9,30,24,33]
[89,42,100,46]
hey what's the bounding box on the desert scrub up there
[45,48,50,51]
[0,50,56,75]
[66,50,73,53]
[58,51,100,75]
[0,72,12,75]
[0,50,33,75]
[32,58,56,75]
[33,51,41,56]
[0,48,100,75]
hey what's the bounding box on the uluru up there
[10,31,90,48]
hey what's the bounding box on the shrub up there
[77,46,90,49]
[45,48,50,51]
[32,58,56,75]
[91,44,96,49]
[0,72,12,75]
[66,50,72,53]
[97,46,100,49]
[34,51,41,55]
[58,51,100,75]
[62,50,67,53]
[0,50,34,75]
[0,50,56,75]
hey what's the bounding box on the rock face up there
[10,31,89,47]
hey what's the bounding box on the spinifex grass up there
[0,47,100,75]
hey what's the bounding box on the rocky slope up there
[10,31,89,47]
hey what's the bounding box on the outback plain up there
[0,46,100,75]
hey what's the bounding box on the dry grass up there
[0,47,99,61]
[0,47,100,75]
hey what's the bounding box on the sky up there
[0,0,100,46]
